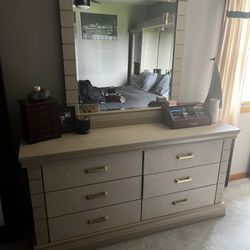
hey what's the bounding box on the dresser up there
[19,122,239,250]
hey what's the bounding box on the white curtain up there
[218,0,250,125]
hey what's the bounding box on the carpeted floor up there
[97,178,250,250]
[1,178,250,250]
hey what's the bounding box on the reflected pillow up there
[142,72,158,91]
[150,74,165,93]
[137,70,157,91]
[154,74,171,97]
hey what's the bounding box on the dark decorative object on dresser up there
[76,115,90,134]
[19,97,61,144]
[59,106,76,133]
[28,85,50,102]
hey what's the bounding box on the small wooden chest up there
[19,97,61,143]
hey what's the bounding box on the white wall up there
[231,113,250,174]
[180,0,225,103]
[75,3,147,87]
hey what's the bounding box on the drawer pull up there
[87,216,109,224]
[175,176,192,184]
[172,198,188,205]
[85,166,108,174]
[176,153,194,160]
[86,192,108,200]
[188,122,198,126]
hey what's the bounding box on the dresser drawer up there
[144,163,219,198]
[49,200,141,242]
[46,177,142,218]
[144,140,223,174]
[43,151,142,191]
[142,185,216,220]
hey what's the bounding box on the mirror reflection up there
[73,0,177,112]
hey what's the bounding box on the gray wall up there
[180,0,225,103]
[231,113,250,175]
[0,0,65,144]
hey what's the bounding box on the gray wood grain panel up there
[29,179,43,194]
[142,185,216,220]
[19,122,240,167]
[65,75,77,90]
[223,138,233,150]
[215,193,223,204]
[62,44,75,60]
[43,151,142,191]
[144,140,223,174]
[216,183,225,194]
[27,167,42,180]
[31,194,45,208]
[49,200,141,242]
[35,232,49,245]
[46,177,142,218]
[144,164,219,198]
[221,149,230,162]
[60,11,74,28]
[220,161,228,173]
[218,171,227,184]
[63,60,76,75]
[33,207,47,221]
[34,220,48,234]
[61,28,74,44]
[59,0,72,10]
[178,0,188,16]
[34,204,225,250]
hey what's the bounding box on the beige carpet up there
[98,178,250,250]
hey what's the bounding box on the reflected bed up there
[99,85,158,111]
[78,72,170,112]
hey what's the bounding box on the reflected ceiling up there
[98,0,175,5]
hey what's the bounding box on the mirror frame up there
[58,0,187,128]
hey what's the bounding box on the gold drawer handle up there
[188,122,198,126]
[172,198,188,205]
[175,176,192,184]
[86,192,108,200]
[87,216,109,224]
[85,166,108,174]
[176,153,194,160]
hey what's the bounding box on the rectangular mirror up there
[59,0,187,128]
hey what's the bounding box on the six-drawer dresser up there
[19,122,239,250]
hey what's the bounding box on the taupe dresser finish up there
[19,122,239,250]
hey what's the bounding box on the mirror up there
[59,0,187,127]
[74,0,176,111]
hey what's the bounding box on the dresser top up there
[19,121,239,167]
